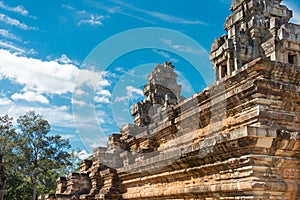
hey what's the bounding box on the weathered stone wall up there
[118,59,300,199]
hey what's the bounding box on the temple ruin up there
[44,0,300,199]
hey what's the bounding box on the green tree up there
[16,111,72,200]
[0,115,34,200]
[0,115,15,154]
[0,115,17,200]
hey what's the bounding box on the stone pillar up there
[233,39,241,70]
[79,160,93,173]
[63,173,91,196]
[89,162,105,196]
[95,168,122,200]
[215,65,219,81]
[218,64,223,80]
[55,177,67,194]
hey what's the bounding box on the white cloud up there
[94,96,110,103]
[110,0,205,25]
[0,49,77,94]
[74,149,91,160]
[115,67,126,73]
[127,86,144,96]
[90,142,102,149]
[127,69,135,76]
[26,48,38,55]
[72,99,88,106]
[76,10,89,16]
[0,14,36,30]
[0,49,108,96]
[118,11,155,24]
[96,89,111,97]
[61,134,76,140]
[61,4,109,27]
[74,89,85,95]
[0,41,37,55]
[74,112,106,129]
[0,1,29,17]
[161,38,205,54]
[5,104,75,128]
[83,0,121,14]
[152,49,178,63]
[114,96,127,103]
[55,54,73,64]
[86,0,155,24]
[61,4,75,11]
[0,29,21,41]
[94,88,111,103]
[143,11,205,25]
[76,70,109,88]
[11,91,49,104]
[115,86,143,103]
[0,40,25,54]
[176,71,193,95]
[112,67,135,76]
[0,97,13,106]
[78,15,105,26]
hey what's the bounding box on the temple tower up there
[210,0,300,80]
[130,62,183,126]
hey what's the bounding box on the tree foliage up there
[0,115,18,200]
[0,115,15,155]
[0,112,73,200]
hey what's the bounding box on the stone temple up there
[42,0,300,199]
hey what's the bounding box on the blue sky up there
[0,0,299,156]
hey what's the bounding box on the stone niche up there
[45,0,300,199]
